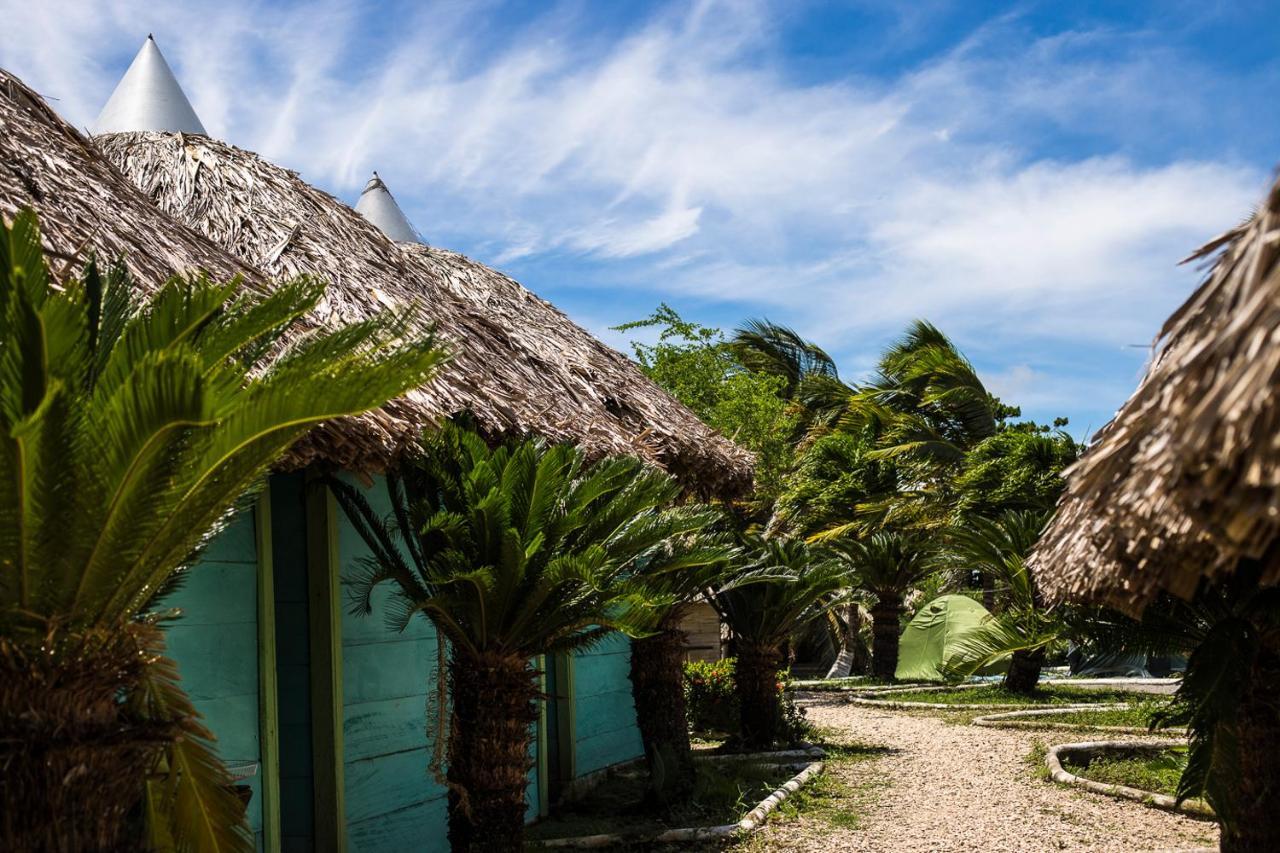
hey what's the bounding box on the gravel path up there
[745,694,1219,852]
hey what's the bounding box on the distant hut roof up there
[356,172,420,244]
[95,36,207,135]
[93,131,752,495]
[1031,174,1280,615]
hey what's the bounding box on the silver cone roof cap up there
[95,35,206,135]
[355,172,420,243]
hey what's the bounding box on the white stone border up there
[1044,740,1213,819]
[974,705,1189,736]
[529,751,826,848]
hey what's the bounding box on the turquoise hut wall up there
[333,475,547,850]
[571,634,644,776]
[164,508,266,849]
[335,475,448,852]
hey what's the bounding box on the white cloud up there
[0,0,1267,424]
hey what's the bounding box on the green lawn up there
[1021,698,1173,729]
[1064,748,1187,797]
[869,684,1149,706]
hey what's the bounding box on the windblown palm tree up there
[730,319,849,432]
[0,211,444,852]
[942,511,1061,693]
[833,532,943,680]
[328,423,715,852]
[713,538,847,749]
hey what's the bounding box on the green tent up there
[895,594,1007,681]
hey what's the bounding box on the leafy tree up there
[772,429,898,537]
[616,306,801,505]
[328,423,715,851]
[955,427,1079,519]
[0,211,444,852]
[942,511,1062,693]
[712,538,846,748]
[833,532,943,680]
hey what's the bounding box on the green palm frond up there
[329,420,725,660]
[0,210,448,851]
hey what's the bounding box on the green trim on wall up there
[305,471,347,853]
[255,486,282,853]
[553,653,577,785]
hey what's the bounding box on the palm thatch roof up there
[92,131,751,495]
[0,69,258,290]
[1031,173,1280,615]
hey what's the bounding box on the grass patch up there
[1063,748,1187,797]
[1025,698,1173,729]
[873,684,1148,706]
[1024,740,1052,782]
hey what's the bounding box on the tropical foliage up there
[712,537,846,749]
[941,511,1063,693]
[328,422,720,850]
[834,532,943,680]
[0,210,444,851]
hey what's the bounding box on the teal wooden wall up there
[164,509,266,849]
[571,634,644,776]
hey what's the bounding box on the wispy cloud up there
[0,0,1272,431]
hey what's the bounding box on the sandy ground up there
[743,693,1219,853]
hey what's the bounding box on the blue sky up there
[2,0,1277,437]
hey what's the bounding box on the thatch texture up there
[1031,174,1280,614]
[93,130,752,495]
[0,70,261,292]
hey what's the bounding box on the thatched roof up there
[0,69,260,294]
[1031,173,1280,615]
[92,131,752,495]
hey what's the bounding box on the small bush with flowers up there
[684,658,814,745]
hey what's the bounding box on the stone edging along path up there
[1043,740,1214,819]
[528,749,827,848]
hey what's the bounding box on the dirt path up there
[743,694,1219,852]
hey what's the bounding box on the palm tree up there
[713,538,847,749]
[942,511,1062,693]
[626,532,741,803]
[0,210,444,852]
[328,423,714,852]
[730,319,850,433]
[833,532,942,680]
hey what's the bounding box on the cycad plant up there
[833,532,942,680]
[942,511,1062,693]
[328,422,715,852]
[626,529,739,803]
[0,211,444,852]
[713,538,846,749]
[1078,563,1280,851]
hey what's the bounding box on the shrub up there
[684,658,814,745]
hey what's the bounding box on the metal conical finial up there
[94,35,207,135]
[355,172,421,243]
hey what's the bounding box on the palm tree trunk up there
[870,595,904,681]
[825,602,869,678]
[735,641,783,750]
[629,619,696,802]
[1218,622,1280,853]
[1003,647,1045,695]
[0,623,175,852]
[446,651,539,852]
